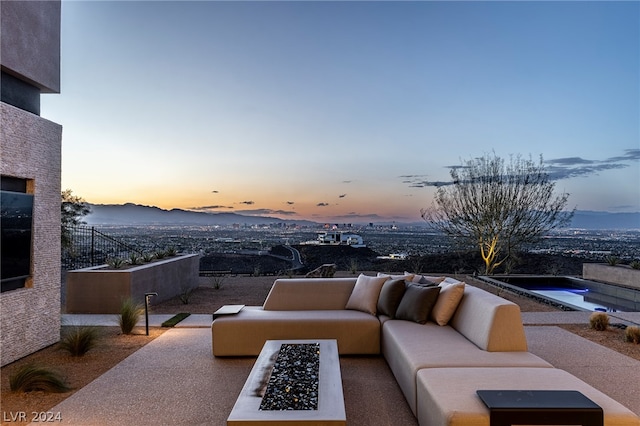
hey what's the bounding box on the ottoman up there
[416,367,640,426]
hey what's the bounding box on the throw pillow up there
[395,283,441,324]
[430,282,466,326]
[406,273,446,285]
[376,278,407,318]
[345,274,389,315]
[378,272,415,281]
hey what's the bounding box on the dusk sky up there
[41,1,639,224]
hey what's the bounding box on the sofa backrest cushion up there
[263,278,357,310]
[449,285,528,352]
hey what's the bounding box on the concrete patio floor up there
[47,312,640,425]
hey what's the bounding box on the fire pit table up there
[227,339,346,425]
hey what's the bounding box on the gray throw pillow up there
[376,278,407,318]
[395,283,441,324]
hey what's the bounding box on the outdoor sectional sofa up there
[212,274,640,426]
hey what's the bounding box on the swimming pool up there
[480,275,640,313]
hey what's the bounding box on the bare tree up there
[421,153,573,274]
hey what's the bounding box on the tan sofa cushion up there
[263,278,357,310]
[450,285,528,352]
[345,274,389,315]
[417,368,640,426]
[381,319,552,415]
[212,307,380,356]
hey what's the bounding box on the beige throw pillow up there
[345,274,389,315]
[430,281,465,326]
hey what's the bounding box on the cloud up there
[286,201,295,205]
[189,205,234,211]
[236,209,298,216]
[317,202,329,207]
[545,149,639,180]
[338,194,347,198]
[211,190,219,193]
[342,180,352,184]
[239,200,255,205]
[401,149,639,187]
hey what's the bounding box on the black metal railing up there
[62,225,144,270]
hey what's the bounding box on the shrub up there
[142,252,155,263]
[10,364,70,393]
[119,298,144,335]
[166,246,178,256]
[107,257,125,269]
[179,287,193,304]
[349,258,359,274]
[59,326,100,356]
[127,253,142,266]
[605,255,620,266]
[589,312,609,331]
[624,326,640,344]
[210,275,224,289]
[154,250,166,259]
[630,260,640,270]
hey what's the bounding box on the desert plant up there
[630,260,640,270]
[252,265,261,277]
[210,275,224,289]
[605,255,620,266]
[127,253,142,266]
[179,287,193,304]
[624,326,640,344]
[154,250,167,259]
[9,364,70,393]
[166,246,178,256]
[349,258,359,274]
[142,252,155,263]
[589,312,609,331]
[59,326,100,356]
[118,298,144,335]
[107,257,125,269]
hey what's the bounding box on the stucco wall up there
[66,254,201,314]
[583,263,640,291]
[1,0,61,93]
[1,102,62,366]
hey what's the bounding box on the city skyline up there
[41,1,639,223]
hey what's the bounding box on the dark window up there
[1,176,34,292]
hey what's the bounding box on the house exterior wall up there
[1,0,62,366]
[1,0,61,93]
[1,103,62,366]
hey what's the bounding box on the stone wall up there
[1,103,62,366]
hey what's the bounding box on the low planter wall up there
[66,253,200,314]
[583,263,640,291]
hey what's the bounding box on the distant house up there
[1,1,62,366]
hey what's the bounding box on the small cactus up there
[589,312,609,331]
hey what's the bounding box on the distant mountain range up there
[84,203,640,230]
[84,203,318,227]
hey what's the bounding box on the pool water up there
[482,275,640,313]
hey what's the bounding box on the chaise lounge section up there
[211,274,640,425]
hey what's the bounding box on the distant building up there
[1,1,62,366]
